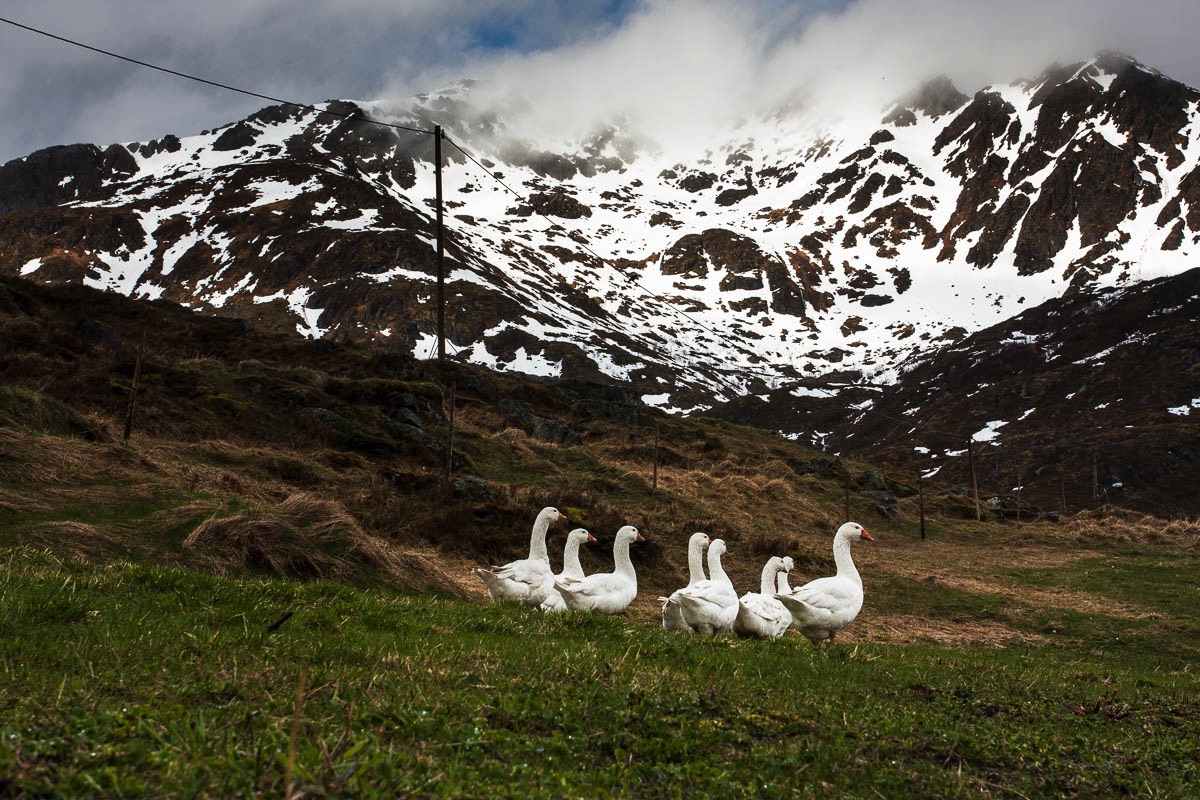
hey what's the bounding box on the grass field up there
[3,545,1198,799]
[2,277,1199,797]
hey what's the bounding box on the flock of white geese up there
[471,507,874,643]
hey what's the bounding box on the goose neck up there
[707,548,728,584]
[759,561,780,595]
[613,537,636,578]
[686,540,707,586]
[562,538,584,577]
[833,535,861,585]
[529,517,551,562]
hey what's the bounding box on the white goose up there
[775,556,795,593]
[777,521,874,644]
[554,525,645,614]
[675,538,739,635]
[471,506,566,607]
[658,532,711,631]
[732,556,793,640]
[541,528,597,613]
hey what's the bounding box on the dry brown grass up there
[848,613,1051,647]
[0,490,50,514]
[1060,507,1200,545]
[181,492,402,580]
[21,520,131,561]
[3,306,1193,653]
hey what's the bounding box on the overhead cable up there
[0,16,431,136]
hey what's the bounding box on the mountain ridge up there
[1,50,1198,514]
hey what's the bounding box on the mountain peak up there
[882,75,968,126]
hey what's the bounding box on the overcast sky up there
[2,0,1200,163]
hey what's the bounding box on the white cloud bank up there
[2,0,1199,162]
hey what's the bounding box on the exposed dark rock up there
[715,187,756,206]
[510,190,592,219]
[859,489,899,512]
[884,75,968,124]
[137,135,182,158]
[212,122,260,151]
[679,172,717,192]
[452,474,493,501]
[499,397,582,445]
[0,143,140,215]
[78,318,122,348]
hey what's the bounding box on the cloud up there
[441,0,1200,151]
[0,0,628,161]
[2,0,1199,163]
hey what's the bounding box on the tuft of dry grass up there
[182,492,401,580]
[1054,507,1200,548]
[22,521,129,561]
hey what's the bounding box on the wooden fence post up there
[918,473,926,540]
[445,381,456,479]
[967,440,981,521]
[652,421,659,490]
[122,338,144,443]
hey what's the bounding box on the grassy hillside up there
[2,277,1199,796]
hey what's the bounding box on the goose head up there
[782,556,794,572]
[709,538,727,557]
[689,531,712,549]
[837,522,874,543]
[540,506,568,524]
[616,525,645,544]
[567,528,597,545]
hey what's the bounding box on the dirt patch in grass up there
[864,530,1157,621]
[848,613,1051,646]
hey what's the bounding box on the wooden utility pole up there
[967,440,981,521]
[434,124,446,362]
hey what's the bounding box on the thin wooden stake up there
[1015,468,1023,523]
[967,440,981,522]
[918,473,926,540]
[843,469,851,522]
[1091,450,1099,508]
[652,421,659,490]
[285,664,308,800]
[122,338,145,443]
[1059,469,1067,517]
[445,381,456,479]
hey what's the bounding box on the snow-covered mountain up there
[2,50,1198,421]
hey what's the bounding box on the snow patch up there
[1168,399,1200,416]
[972,420,1009,442]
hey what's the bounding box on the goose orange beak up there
[860,529,874,541]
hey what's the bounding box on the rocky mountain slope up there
[1,51,1198,514]
[711,266,1200,516]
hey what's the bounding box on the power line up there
[0,16,431,137]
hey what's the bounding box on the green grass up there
[2,547,1198,799]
